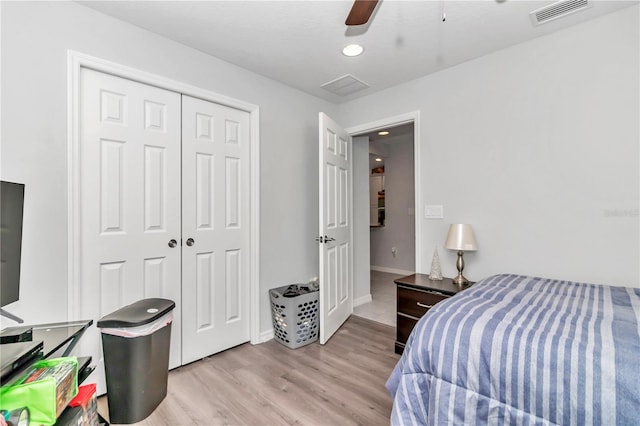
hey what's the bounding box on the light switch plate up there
[424,205,444,219]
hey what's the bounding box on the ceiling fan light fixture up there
[342,44,364,57]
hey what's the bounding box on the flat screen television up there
[1,181,25,322]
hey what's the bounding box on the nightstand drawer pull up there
[416,302,434,309]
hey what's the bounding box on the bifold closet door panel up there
[79,69,253,380]
[180,95,251,364]
[79,68,183,378]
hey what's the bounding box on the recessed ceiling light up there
[378,131,390,136]
[342,44,364,57]
[375,157,383,162]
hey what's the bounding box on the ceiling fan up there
[345,0,380,26]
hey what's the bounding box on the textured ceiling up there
[78,0,637,103]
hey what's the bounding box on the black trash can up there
[97,298,175,424]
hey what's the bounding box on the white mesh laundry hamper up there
[269,284,319,349]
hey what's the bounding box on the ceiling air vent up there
[530,0,591,26]
[321,74,369,97]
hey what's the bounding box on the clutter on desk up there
[54,383,99,426]
[0,406,30,426]
[0,357,78,425]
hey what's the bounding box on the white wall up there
[370,133,415,273]
[353,136,371,304]
[0,2,336,330]
[2,2,638,337]
[339,6,640,287]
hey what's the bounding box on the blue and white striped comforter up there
[386,274,640,425]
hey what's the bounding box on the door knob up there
[186,238,195,247]
[168,239,178,248]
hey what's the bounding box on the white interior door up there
[318,112,353,344]
[79,68,183,392]
[180,95,251,364]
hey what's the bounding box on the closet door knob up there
[186,238,195,247]
[168,239,178,248]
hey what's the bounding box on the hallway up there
[353,270,402,327]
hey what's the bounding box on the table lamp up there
[444,224,478,286]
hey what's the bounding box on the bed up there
[386,274,640,425]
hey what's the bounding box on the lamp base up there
[453,250,470,287]
[452,273,470,287]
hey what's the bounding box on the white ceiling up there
[368,122,414,143]
[78,0,636,103]
[367,122,414,168]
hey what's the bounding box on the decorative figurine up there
[429,246,443,281]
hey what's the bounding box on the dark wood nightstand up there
[394,273,472,354]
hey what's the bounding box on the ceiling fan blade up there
[345,0,379,26]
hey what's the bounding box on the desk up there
[0,319,105,425]
[32,320,93,359]
[1,320,93,385]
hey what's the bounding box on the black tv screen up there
[1,181,25,308]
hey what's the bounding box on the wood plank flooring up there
[99,316,400,425]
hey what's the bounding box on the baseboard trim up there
[371,266,414,276]
[257,329,274,343]
[354,294,372,307]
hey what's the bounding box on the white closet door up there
[79,68,183,391]
[181,95,251,364]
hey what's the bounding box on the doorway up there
[347,114,419,327]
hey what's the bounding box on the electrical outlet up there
[308,276,319,290]
[391,247,397,257]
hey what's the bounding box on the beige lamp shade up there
[445,224,478,251]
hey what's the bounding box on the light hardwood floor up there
[99,316,400,425]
